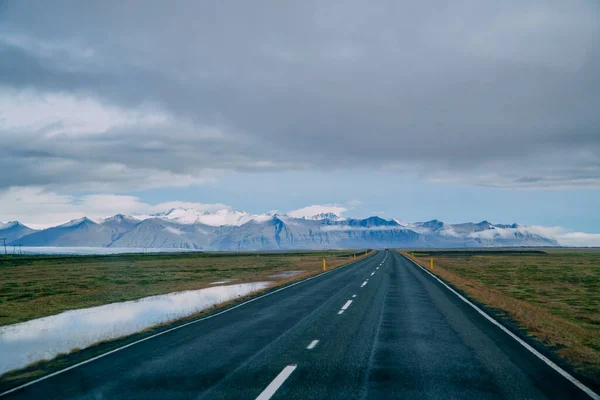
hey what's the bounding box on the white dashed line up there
[341,300,353,310]
[307,340,319,350]
[370,272,375,276]
[361,281,367,287]
[338,310,344,315]
[0,251,372,399]
[352,294,356,298]
[256,365,297,400]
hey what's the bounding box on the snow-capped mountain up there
[8,208,560,250]
[0,221,37,243]
[303,212,345,221]
[143,208,274,226]
[98,214,141,242]
[16,218,115,247]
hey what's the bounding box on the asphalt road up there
[2,250,597,399]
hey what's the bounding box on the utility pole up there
[1,238,6,256]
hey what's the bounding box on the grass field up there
[0,250,368,327]
[405,249,600,384]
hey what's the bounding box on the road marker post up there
[323,258,327,271]
[354,254,357,260]
[430,258,434,270]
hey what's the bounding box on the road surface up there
[2,250,597,399]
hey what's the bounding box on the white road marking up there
[307,340,319,350]
[256,365,297,400]
[352,294,356,298]
[341,300,353,310]
[0,253,373,398]
[338,310,344,315]
[361,281,367,287]
[370,272,375,276]
[403,254,600,400]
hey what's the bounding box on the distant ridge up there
[0,221,37,243]
[8,208,560,250]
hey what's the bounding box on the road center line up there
[352,294,356,298]
[307,340,319,350]
[341,300,353,310]
[256,365,297,400]
[361,281,367,287]
[370,272,375,276]
[0,252,377,398]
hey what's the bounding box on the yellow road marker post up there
[430,258,434,270]
[323,258,327,271]
[354,254,357,260]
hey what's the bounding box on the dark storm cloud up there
[0,0,599,189]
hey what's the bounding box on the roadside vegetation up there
[0,250,369,327]
[404,249,600,384]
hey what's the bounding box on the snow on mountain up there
[110,218,215,249]
[146,208,203,224]
[14,217,115,247]
[9,208,561,249]
[138,207,275,227]
[304,212,345,221]
[0,221,37,242]
[59,217,94,228]
[197,209,273,226]
[0,221,18,230]
[97,214,140,225]
[392,219,409,226]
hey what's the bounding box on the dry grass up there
[402,250,600,383]
[0,250,370,327]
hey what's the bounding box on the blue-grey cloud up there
[0,0,599,190]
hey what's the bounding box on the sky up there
[0,1,599,243]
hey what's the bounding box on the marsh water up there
[0,281,271,374]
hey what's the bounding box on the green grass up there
[0,250,365,327]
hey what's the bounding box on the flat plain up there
[0,250,367,327]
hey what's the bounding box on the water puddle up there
[0,281,271,374]
[210,279,234,285]
[269,270,305,278]
[14,247,202,255]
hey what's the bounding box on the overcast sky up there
[1,1,599,241]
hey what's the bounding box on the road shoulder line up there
[400,252,599,400]
[0,252,377,398]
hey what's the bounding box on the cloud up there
[287,205,348,218]
[555,232,600,247]
[464,224,600,246]
[0,187,349,229]
[346,199,362,207]
[1,187,599,246]
[0,0,597,190]
[0,187,230,229]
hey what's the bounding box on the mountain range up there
[1,208,560,250]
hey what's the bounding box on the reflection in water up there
[269,270,304,278]
[16,247,201,255]
[0,282,271,374]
